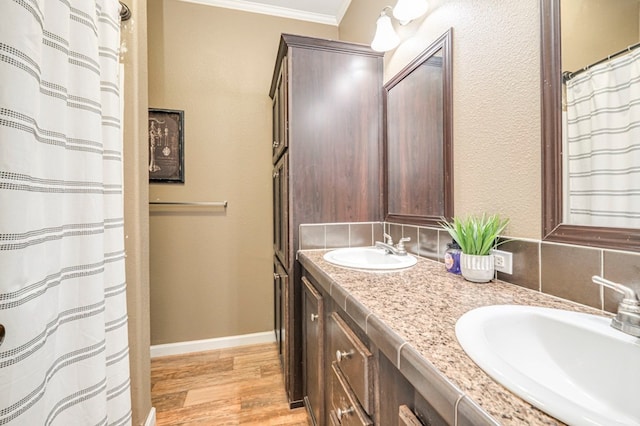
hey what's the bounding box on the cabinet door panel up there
[273,258,288,369]
[273,259,286,368]
[272,58,287,162]
[302,277,324,425]
[272,153,289,268]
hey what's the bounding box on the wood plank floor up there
[151,342,310,425]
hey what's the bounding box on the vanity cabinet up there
[301,266,449,426]
[269,34,383,406]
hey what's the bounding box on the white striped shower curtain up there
[0,1,132,425]
[565,48,640,229]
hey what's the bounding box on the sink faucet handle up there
[395,237,410,255]
[592,275,640,338]
[592,276,640,305]
[397,237,410,247]
[383,233,393,245]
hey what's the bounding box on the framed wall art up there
[148,108,184,183]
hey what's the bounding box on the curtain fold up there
[565,48,640,229]
[0,1,131,424]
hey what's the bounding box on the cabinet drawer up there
[330,363,373,426]
[328,313,373,414]
[399,405,425,426]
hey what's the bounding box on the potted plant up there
[440,213,509,283]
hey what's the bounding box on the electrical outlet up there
[491,249,513,274]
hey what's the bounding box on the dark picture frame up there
[148,108,184,183]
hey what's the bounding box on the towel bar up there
[149,201,228,207]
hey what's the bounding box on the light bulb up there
[371,13,400,52]
[393,0,428,24]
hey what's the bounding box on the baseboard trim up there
[144,407,156,426]
[150,331,276,358]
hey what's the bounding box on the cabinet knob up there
[336,406,354,421]
[274,273,280,279]
[336,349,354,363]
[272,140,280,148]
[310,313,318,322]
[273,170,279,178]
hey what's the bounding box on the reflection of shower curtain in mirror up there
[0,1,132,424]
[565,48,640,229]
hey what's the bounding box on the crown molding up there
[177,0,340,26]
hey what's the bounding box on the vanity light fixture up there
[371,7,400,52]
[393,0,429,24]
[370,1,428,52]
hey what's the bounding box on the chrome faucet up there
[375,234,410,256]
[592,276,640,338]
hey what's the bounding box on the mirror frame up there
[541,0,640,252]
[383,28,454,227]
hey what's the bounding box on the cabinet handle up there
[336,349,354,363]
[336,406,355,421]
[272,140,280,148]
[310,313,318,322]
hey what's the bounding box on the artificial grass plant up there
[440,213,509,256]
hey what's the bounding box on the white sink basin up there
[323,247,417,271]
[455,305,640,426]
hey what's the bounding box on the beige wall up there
[338,0,388,44]
[147,0,546,347]
[147,0,337,344]
[561,0,640,72]
[341,0,542,238]
[122,0,152,423]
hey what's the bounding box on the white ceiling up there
[181,0,352,25]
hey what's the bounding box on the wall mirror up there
[384,28,453,227]
[542,0,640,251]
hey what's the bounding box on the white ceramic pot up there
[460,253,495,283]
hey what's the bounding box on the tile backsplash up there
[299,221,640,314]
[299,222,384,250]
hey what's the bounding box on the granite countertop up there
[298,249,608,426]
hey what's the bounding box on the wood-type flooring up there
[151,342,310,425]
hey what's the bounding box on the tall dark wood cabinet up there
[269,34,384,408]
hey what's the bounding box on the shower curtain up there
[565,47,640,229]
[0,1,131,425]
